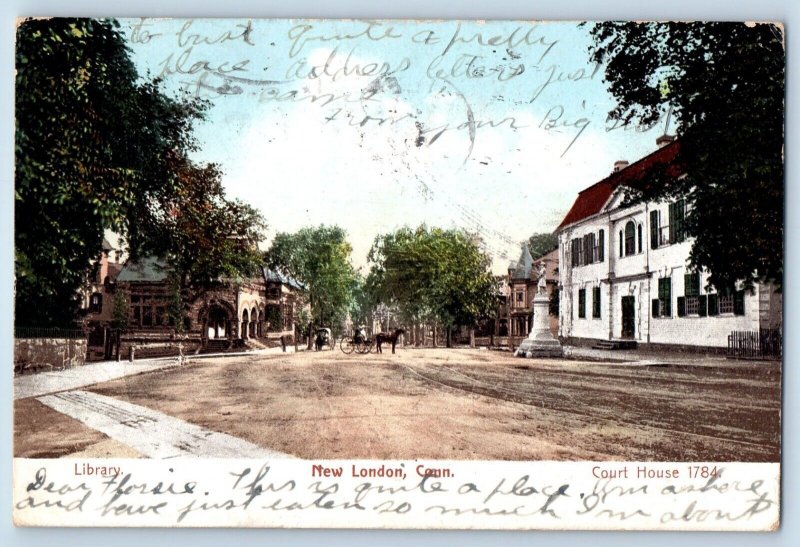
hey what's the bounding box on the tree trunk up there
[446,326,452,348]
[469,327,475,348]
[432,324,437,348]
[307,321,313,350]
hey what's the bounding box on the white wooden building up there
[556,136,781,350]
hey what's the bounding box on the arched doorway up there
[198,300,236,350]
[207,305,228,339]
[241,309,249,340]
[249,307,257,338]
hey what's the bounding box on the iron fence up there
[727,328,782,359]
[14,326,86,339]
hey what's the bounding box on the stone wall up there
[14,338,87,372]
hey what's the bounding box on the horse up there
[376,328,405,354]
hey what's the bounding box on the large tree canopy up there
[16,18,265,328]
[265,226,357,332]
[15,18,206,326]
[144,158,266,289]
[586,22,784,291]
[527,232,558,260]
[367,226,497,343]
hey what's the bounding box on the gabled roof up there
[556,140,682,232]
[117,256,168,282]
[262,267,306,291]
[511,246,534,280]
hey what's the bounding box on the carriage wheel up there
[364,339,376,354]
[340,337,355,354]
[353,340,366,354]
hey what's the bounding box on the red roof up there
[556,140,682,231]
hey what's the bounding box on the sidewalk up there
[14,358,181,400]
[14,346,297,400]
[564,345,778,368]
[37,390,293,458]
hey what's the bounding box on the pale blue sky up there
[122,19,673,273]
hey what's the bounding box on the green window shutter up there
[659,277,672,317]
[677,296,686,317]
[668,202,675,243]
[698,295,708,317]
[578,289,586,318]
[708,294,719,316]
[734,290,745,316]
[593,287,601,318]
[674,199,686,242]
[652,298,660,318]
[650,210,659,249]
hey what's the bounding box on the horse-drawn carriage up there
[340,327,405,355]
[340,326,374,354]
[313,327,335,351]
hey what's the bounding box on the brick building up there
[507,245,559,338]
[84,255,304,359]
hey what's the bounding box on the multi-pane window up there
[89,293,103,313]
[592,286,601,318]
[130,293,167,327]
[624,221,636,256]
[718,295,734,314]
[619,220,644,257]
[578,289,586,318]
[684,272,701,315]
[637,224,643,254]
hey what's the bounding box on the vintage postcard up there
[12,18,783,530]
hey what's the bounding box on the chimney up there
[656,134,675,148]
[613,160,629,173]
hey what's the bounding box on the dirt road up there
[14,348,780,461]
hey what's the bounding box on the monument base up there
[515,336,563,358]
[514,292,563,358]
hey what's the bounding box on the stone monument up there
[515,261,563,358]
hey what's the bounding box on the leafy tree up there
[549,286,559,318]
[165,274,185,333]
[265,225,357,338]
[585,22,784,291]
[111,289,129,331]
[15,18,206,326]
[348,275,378,329]
[527,232,558,260]
[368,226,496,347]
[146,159,266,289]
